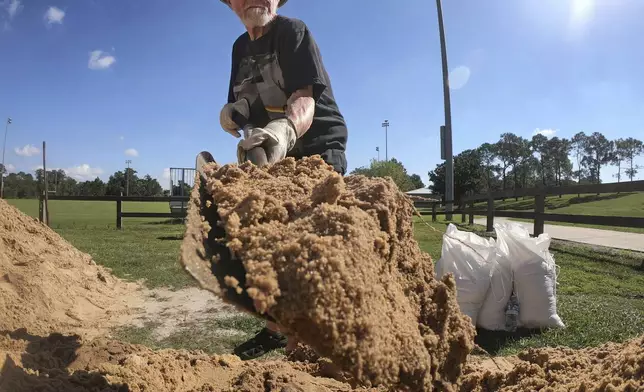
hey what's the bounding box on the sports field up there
[6,198,644,356]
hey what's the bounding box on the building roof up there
[405,187,434,195]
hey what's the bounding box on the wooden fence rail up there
[415,180,644,238]
[39,195,190,229]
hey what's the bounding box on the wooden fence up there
[39,195,190,229]
[418,180,644,236]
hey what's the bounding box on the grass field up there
[6,198,644,357]
[469,192,644,234]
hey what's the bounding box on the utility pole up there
[381,120,389,161]
[125,159,132,196]
[1,117,12,199]
[436,0,454,220]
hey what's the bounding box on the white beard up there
[242,7,274,28]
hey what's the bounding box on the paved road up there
[473,217,644,252]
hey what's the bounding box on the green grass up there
[6,199,174,229]
[6,198,644,358]
[467,192,644,234]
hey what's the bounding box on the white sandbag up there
[476,252,512,331]
[495,222,565,329]
[435,224,496,326]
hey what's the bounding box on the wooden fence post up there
[38,193,44,223]
[534,192,545,236]
[469,202,474,225]
[460,200,466,223]
[486,195,494,232]
[116,198,122,229]
[42,141,49,226]
[432,203,437,223]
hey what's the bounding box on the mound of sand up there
[460,336,644,391]
[181,156,476,391]
[0,199,142,338]
[1,329,641,392]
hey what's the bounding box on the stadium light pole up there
[1,117,12,199]
[436,0,454,220]
[381,120,389,161]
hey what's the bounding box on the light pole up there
[125,159,132,196]
[381,120,389,161]
[376,146,380,161]
[436,0,454,220]
[1,117,12,199]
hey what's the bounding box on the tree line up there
[350,158,426,192]
[428,132,643,200]
[0,167,169,198]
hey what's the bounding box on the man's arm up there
[286,86,315,138]
[278,21,328,138]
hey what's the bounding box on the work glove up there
[220,99,250,138]
[237,118,297,165]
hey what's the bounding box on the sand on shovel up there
[181,156,476,391]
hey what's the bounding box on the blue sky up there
[1,0,643,188]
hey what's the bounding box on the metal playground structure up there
[168,167,195,215]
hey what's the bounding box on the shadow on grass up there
[157,235,184,241]
[143,218,186,225]
[550,241,644,272]
[474,327,541,355]
[0,329,126,391]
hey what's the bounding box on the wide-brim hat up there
[220,0,288,8]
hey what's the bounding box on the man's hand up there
[237,118,297,164]
[220,99,250,138]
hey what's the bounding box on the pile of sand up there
[459,336,644,391]
[0,199,142,338]
[181,156,477,391]
[1,329,641,391]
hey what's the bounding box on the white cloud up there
[88,50,116,70]
[162,168,170,180]
[532,128,557,137]
[31,164,104,181]
[4,0,22,19]
[64,164,104,181]
[44,6,65,25]
[2,0,22,30]
[124,148,138,157]
[14,144,40,157]
[2,163,15,173]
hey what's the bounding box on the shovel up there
[180,108,276,322]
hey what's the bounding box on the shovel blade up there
[180,151,275,322]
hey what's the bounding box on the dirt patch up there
[124,287,241,339]
[181,156,476,390]
[0,199,144,339]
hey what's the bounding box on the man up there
[218,0,349,360]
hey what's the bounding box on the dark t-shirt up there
[228,15,347,174]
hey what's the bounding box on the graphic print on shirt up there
[232,52,289,128]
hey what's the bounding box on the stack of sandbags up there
[435,222,565,331]
[434,224,497,326]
